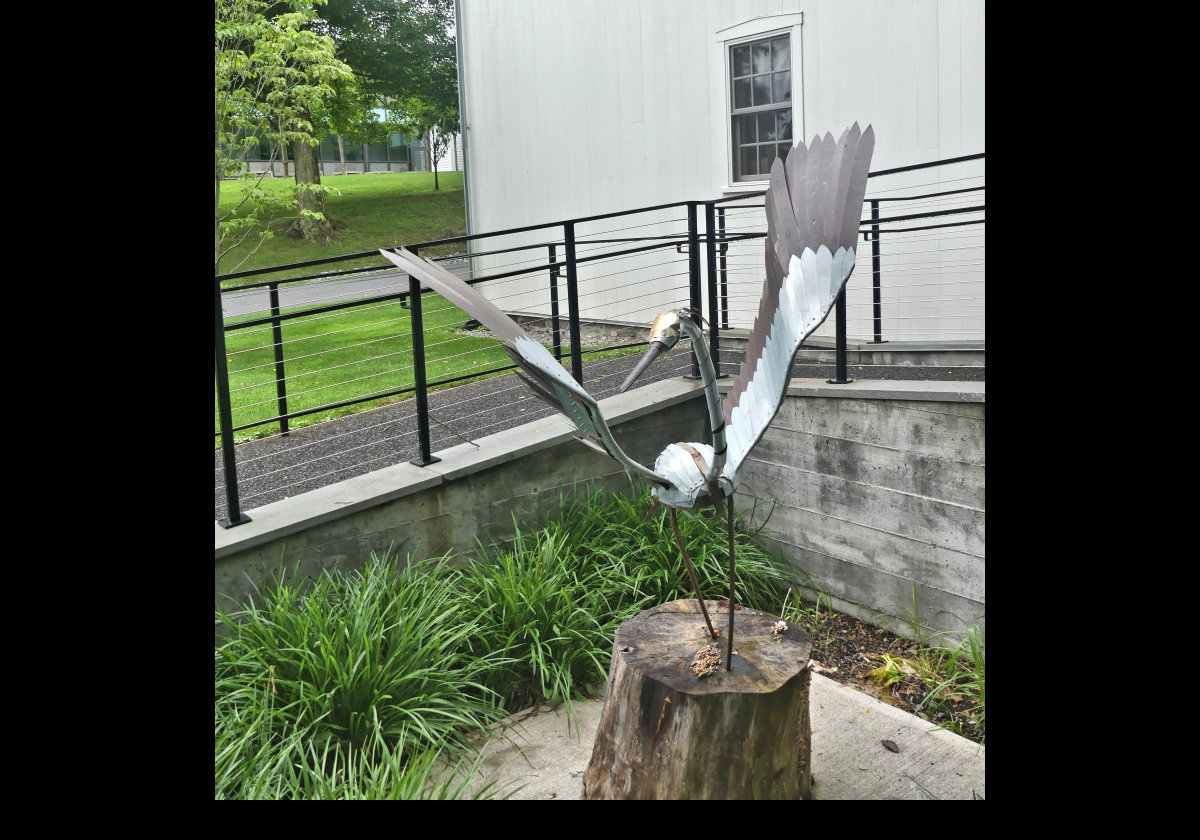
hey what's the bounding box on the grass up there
[216,169,643,443]
[214,484,794,799]
[218,171,467,280]
[220,294,499,439]
[219,296,643,442]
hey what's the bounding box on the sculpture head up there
[646,310,683,351]
[618,309,692,393]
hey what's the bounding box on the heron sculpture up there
[379,123,874,672]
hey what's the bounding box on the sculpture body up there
[378,122,875,669]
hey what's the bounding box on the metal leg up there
[726,494,736,670]
[668,507,717,640]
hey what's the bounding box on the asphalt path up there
[220,261,472,319]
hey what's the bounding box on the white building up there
[454,0,984,342]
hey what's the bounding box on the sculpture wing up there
[720,124,875,477]
[378,247,669,486]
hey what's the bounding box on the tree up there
[393,93,458,189]
[298,1,458,187]
[215,0,352,271]
[320,76,404,175]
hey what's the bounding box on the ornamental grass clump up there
[461,486,795,713]
[215,555,512,799]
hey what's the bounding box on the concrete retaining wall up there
[728,379,985,644]
[216,379,709,620]
[216,377,984,646]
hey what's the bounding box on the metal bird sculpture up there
[379,122,874,672]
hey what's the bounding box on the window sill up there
[719,182,769,196]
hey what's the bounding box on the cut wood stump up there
[583,598,813,800]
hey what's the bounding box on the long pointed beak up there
[619,341,666,393]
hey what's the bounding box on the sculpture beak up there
[619,311,683,393]
[618,341,666,393]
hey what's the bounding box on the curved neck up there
[678,317,726,482]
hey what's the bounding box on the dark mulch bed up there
[796,608,984,745]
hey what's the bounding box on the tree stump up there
[583,599,813,800]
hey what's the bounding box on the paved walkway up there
[444,673,984,800]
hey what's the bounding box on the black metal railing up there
[216,153,983,526]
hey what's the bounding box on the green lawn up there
[216,168,637,443]
[218,170,466,281]
[221,294,510,439]
[217,169,483,440]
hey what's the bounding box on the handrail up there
[216,151,984,525]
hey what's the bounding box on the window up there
[729,34,793,182]
[388,133,411,164]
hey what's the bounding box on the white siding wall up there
[457,0,984,340]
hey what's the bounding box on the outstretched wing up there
[721,123,875,477]
[378,247,669,486]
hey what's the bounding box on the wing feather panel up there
[377,247,666,484]
[720,124,875,475]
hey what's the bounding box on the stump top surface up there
[613,599,813,695]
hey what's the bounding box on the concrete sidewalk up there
[455,673,984,800]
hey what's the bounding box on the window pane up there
[758,112,777,141]
[753,74,772,106]
[733,44,751,77]
[779,143,791,164]
[740,145,758,177]
[760,143,777,173]
[777,108,792,141]
[734,78,752,109]
[741,113,757,143]
[773,71,791,102]
[752,41,771,74]
[772,37,790,71]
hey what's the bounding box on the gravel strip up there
[215,344,983,518]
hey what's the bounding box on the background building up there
[454,0,985,342]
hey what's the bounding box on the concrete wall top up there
[216,377,707,561]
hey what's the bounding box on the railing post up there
[685,201,701,379]
[717,206,729,330]
[703,201,725,378]
[548,242,563,362]
[407,244,441,466]
[563,221,585,384]
[268,281,290,435]
[215,276,250,527]
[870,198,884,344]
[826,288,851,384]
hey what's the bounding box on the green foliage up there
[214,484,796,797]
[215,556,513,799]
[216,170,464,279]
[215,0,353,272]
[313,0,457,107]
[461,486,794,713]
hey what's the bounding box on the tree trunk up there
[337,135,346,176]
[280,136,289,178]
[428,129,439,190]
[583,599,813,800]
[290,135,333,244]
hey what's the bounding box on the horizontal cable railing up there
[216,153,983,525]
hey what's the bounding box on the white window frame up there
[709,13,805,194]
